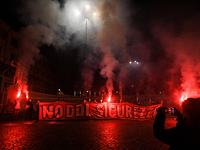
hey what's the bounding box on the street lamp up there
[74,9,81,17]
[134,60,139,65]
[85,4,90,10]
[129,60,140,66]
[128,60,140,98]
[70,2,98,100]
[85,18,88,44]
[84,4,98,101]
[85,17,88,100]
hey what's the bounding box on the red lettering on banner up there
[104,103,108,117]
[117,105,125,118]
[85,103,90,117]
[126,105,133,118]
[96,104,104,117]
[55,104,64,119]
[39,102,161,120]
[133,107,139,119]
[109,105,116,118]
[42,105,54,119]
[66,105,75,118]
[153,105,160,118]
[76,104,84,117]
[140,107,147,119]
[146,108,155,119]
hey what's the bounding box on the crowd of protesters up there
[1,98,40,121]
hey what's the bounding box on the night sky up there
[1,0,200,96]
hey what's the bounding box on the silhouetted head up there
[182,97,200,128]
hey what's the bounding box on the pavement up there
[0,114,177,150]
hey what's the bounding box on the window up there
[37,68,39,74]
[11,37,19,48]
[0,27,6,40]
[10,53,15,61]
[30,64,33,71]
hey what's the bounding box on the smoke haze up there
[4,0,200,101]
[153,16,200,101]
[97,0,127,96]
[13,0,133,97]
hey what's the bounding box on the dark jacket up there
[153,111,200,150]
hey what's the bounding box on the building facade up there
[0,19,58,105]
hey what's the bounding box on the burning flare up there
[108,95,111,102]
[17,89,21,98]
[26,92,29,99]
[11,60,29,99]
[16,88,29,99]
[107,92,112,102]
[180,91,199,103]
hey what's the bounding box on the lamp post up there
[129,60,140,100]
[73,3,98,100]
[85,17,88,100]
[84,6,97,101]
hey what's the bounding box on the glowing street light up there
[74,9,81,17]
[93,12,97,16]
[85,4,90,10]
[70,2,99,100]
[84,4,99,100]
[129,60,140,65]
[134,60,139,64]
[85,17,88,100]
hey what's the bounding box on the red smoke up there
[153,19,200,104]
[97,0,127,96]
[12,61,29,99]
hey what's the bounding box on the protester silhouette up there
[35,100,40,120]
[4,98,13,113]
[13,98,20,120]
[25,99,33,120]
[154,98,200,149]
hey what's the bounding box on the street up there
[0,115,177,150]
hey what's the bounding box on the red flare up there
[107,92,112,102]
[26,92,29,99]
[17,89,21,98]
[180,91,199,104]
[108,95,111,102]
[180,93,188,103]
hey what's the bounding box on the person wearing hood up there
[154,98,200,149]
